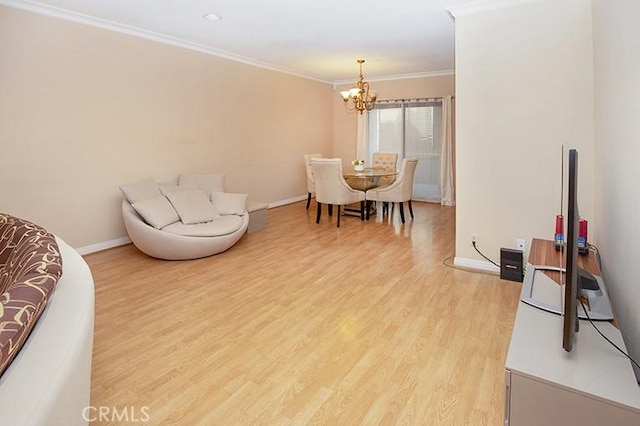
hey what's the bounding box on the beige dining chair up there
[303,153,322,209]
[310,158,366,227]
[372,152,398,187]
[365,157,418,223]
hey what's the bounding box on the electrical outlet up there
[471,233,478,244]
[517,239,526,252]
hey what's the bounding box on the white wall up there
[452,0,639,380]
[0,6,333,249]
[451,0,595,270]
[0,6,455,252]
[592,0,640,378]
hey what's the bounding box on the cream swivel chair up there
[372,152,399,187]
[311,158,366,227]
[303,153,322,209]
[365,157,418,223]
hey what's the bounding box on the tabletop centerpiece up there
[352,159,365,171]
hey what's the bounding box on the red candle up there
[579,218,588,241]
[555,215,564,235]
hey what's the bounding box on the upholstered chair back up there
[372,152,398,170]
[372,152,398,186]
[303,153,322,193]
[396,157,419,200]
[310,158,365,206]
[367,157,418,203]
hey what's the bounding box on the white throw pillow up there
[166,190,220,224]
[158,183,198,196]
[210,192,248,215]
[178,174,225,197]
[132,195,180,229]
[119,177,161,204]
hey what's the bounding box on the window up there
[367,100,443,202]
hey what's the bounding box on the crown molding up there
[0,0,333,84]
[333,69,454,86]
[2,0,456,86]
[446,0,548,19]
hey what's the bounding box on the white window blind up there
[368,100,442,202]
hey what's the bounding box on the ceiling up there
[5,0,480,83]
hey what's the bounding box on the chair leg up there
[408,200,414,219]
[399,202,405,224]
[316,202,321,224]
[366,200,371,220]
[306,193,311,210]
[336,205,341,227]
[360,201,365,221]
[328,204,333,216]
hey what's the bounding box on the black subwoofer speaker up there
[500,248,524,282]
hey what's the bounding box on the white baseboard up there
[268,195,307,208]
[75,195,309,255]
[76,237,131,255]
[454,257,500,273]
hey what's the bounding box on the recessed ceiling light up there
[203,13,222,21]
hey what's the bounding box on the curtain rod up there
[376,96,454,104]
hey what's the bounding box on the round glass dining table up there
[343,167,398,191]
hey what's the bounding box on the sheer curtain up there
[440,95,455,206]
[356,113,368,162]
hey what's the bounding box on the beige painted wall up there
[0,6,333,248]
[453,0,595,268]
[592,0,640,377]
[332,75,455,164]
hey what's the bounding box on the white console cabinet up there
[504,239,640,425]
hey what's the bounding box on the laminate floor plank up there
[84,201,521,425]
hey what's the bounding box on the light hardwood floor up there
[84,201,521,425]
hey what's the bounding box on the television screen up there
[563,149,580,352]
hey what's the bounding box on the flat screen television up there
[519,148,614,350]
[563,149,580,352]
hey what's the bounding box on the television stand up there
[520,264,614,321]
[579,268,600,291]
[504,238,640,425]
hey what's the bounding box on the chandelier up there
[340,59,377,114]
